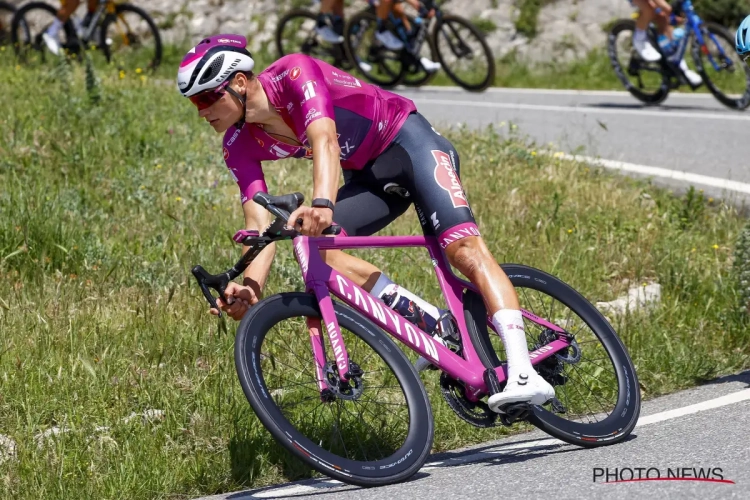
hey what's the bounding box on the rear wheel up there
[692,21,750,110]
[344,9,405,88]
[235,292,434,486]
[464,264,641,447]
[607,19,669,105]
[275,9,350,68]
[99,3,162,72]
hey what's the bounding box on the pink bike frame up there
[294,234,572,401]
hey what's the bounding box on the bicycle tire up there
[0,1,17,46]
[343,9,405,88]
[10,2,75,64]
[691,21,750,110]
[607,19,669,105]
[99,3,162,71]
[234,292,434,486]
[432,14,495,91]
[463,264,640,447]
[275,9,350,68]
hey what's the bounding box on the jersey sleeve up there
[224,152,267,205]
[281,58,336,133]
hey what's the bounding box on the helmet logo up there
[290,67,301,80]
[217,38,242,44]
[216,58,242,83]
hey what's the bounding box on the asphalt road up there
[396,87,750,205]
[197,370,750,500]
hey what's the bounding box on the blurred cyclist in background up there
[42,0,98,56]
[630,0,702,86]
[316,0,346,44]
[374,0,441,71]
[736,14,750,64]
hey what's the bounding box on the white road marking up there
[636,389,750,427]
[553,153,750,195]
[202,388,750,498]
[410,97,750,122]
[400,86,716,99]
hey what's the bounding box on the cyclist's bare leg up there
[445,235,554,409]
[320,249,382,290]
[56,0,81,22]
[632,0,672,37]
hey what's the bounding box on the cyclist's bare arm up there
[211,199,275,319]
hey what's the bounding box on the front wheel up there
[234,292,434,486]
[463,264,641,447]
[432,14,495,91]
[692,21,750,110]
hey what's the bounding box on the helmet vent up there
[199,54,225,85]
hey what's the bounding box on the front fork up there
[307,284,354,401]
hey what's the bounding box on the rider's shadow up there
[585,101,722,113]
[221,434,638,498]
[698,369,750,388]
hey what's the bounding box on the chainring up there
[439,373,498,428]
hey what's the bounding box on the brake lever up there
[191,265,229,317]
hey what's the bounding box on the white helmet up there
[177,34,255,97]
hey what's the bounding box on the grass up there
[0,56,749,499]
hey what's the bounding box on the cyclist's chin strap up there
[226,86,246,130]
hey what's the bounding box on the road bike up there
[344,0,495,90]
[192,191,641,486]
[608,0,750,110]
[11,0,161,72]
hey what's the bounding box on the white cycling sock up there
[492,309,532,381]
[46,18,63,38]
[370,272,394,298]
[633,29,647,43]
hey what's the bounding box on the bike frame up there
[293,230,572,402]
[74,0,116,43]
[660,0,733,72]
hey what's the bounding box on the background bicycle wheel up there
[276,9,352,69]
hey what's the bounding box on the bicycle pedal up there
[497,402,531,425]
[550,398,567,414]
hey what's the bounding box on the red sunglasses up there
[189,82,229,110]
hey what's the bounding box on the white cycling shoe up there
[633,38,661,63]
[488,371,555,413]
[679,59,703,86]
[420,56,441,73]
[42,32,62,56]
[316,25,344,44]
[375,30,404,51]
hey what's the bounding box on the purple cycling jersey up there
[222,54,417,204]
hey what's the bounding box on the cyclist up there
[630,0,702,86]
[736,14,750,63]
[177,35,554,411]
[41,0,98,56]
[316,0,345,45]
[374,0,441,72]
